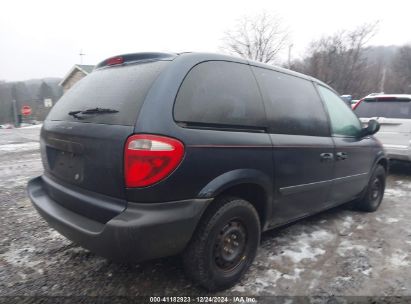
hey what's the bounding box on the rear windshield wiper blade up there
[68,107,119,118]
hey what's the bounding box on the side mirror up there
[362,119,380,136]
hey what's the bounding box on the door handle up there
[320,152,334,162]
[336,152,348,160]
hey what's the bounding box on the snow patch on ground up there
[342,215,353,228]
[281,245,325,264]
[339,215,355,235]
[0,142,39,152]
[389,252,410,267]
[256,269,282,287]
[282,268,304,281]
[396,180,411,189]
[0,244,41,269]
[362,268,373,276]
[273,229,333,264]
[231,284,246,293]
[385,188,408,197]
[232,268,283,293]
[337,240,367,256]
[19,124,42,129]
[376,216,400,224]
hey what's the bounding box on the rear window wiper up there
[68,107,119,119]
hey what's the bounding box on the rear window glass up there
[174,61,266,128]
[355,100,411,119]
[47,61,169,125]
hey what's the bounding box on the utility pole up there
[12,99,19,127]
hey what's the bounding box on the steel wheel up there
[213,219,247,272]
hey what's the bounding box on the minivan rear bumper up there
[27,176,211,262]
[383,144,411,161]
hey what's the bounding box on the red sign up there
[21,105,32,116]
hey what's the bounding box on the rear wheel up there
[355,165,386,212]
[183,197,260,291]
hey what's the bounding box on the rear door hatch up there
[40,59,170,220]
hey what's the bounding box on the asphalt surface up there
[1,126,411,299]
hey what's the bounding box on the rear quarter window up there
[47,61,169,126]
[174,61,266,128]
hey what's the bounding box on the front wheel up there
[355,165,386,212]
[183,197,260,291]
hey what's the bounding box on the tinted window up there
[48,61,169,125]
[252,67,329,136]
[317,86,362,137]
[355,100,411,119]
[174,61,266,128]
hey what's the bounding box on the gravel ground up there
[0,126,411,300]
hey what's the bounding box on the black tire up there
[183,196,260,291]
[355,165,386,212]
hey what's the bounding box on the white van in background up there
[354,94,411,162]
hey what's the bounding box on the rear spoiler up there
[95,52,177,70]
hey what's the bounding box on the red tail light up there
[124,134,184,187]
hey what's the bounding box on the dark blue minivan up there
[27,52,387,290]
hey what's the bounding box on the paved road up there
[1,126,410,297]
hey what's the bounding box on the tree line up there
[222,13,411,99]
[0,79,63,124]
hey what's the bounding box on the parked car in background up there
[27,52,387,291]
[340,94,352,107]
[354,94,411,162]
[340,95,359,108]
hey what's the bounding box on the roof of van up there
[95,51,331,89]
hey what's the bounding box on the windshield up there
[355,100,411,119]
[47,61,169,125]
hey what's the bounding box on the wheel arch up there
[373,151,389,174]
[197,169,273,230]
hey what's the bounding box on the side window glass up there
[174,61,266,128]
[317,85,362,137]
[252,67,329,137]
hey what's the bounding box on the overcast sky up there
[1,0,410,81]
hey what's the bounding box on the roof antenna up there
[79,49,86,64]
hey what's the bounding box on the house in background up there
[59,64,94,93]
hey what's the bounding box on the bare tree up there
[293,22,379,98]
[386,45,411,93]
[221,12,289,64]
